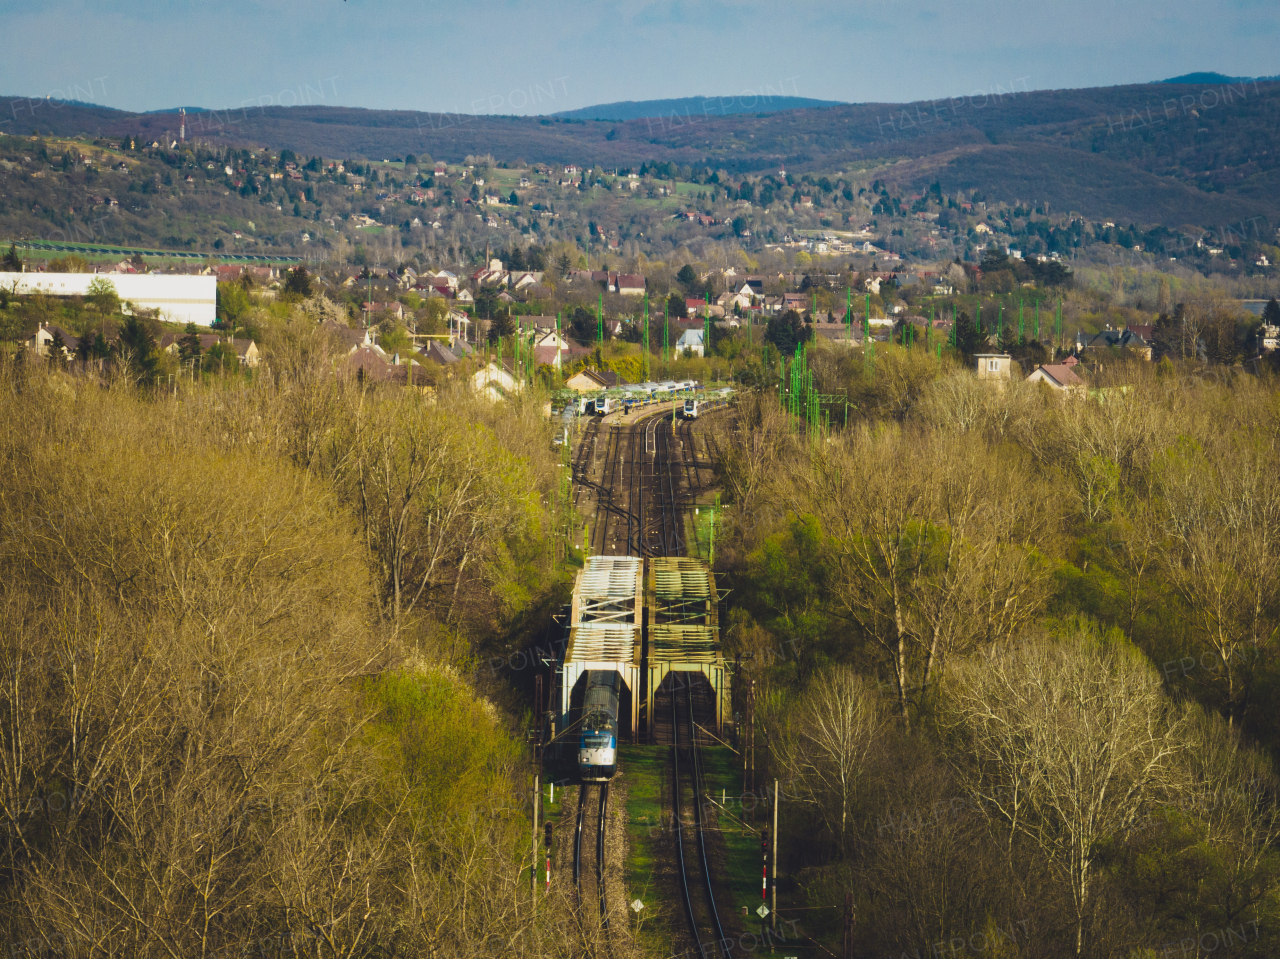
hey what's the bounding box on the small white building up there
[676,328,705,357]
[975,353,1012,387]
[472,361,522,400]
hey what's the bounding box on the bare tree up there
[1156,433,1280,724]
[789,427,1055,724]
[936,628,1187,955]
[772,666,887,854]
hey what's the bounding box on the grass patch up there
[699,746,768,922]
[683,501,720,562]
[619,745,667,891]
[620,743,771,948]
[619,745,682,952]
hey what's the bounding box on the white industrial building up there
[0,272,218,326]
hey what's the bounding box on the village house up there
[1026,363,1086,396]
[417,340,460,367]
[975,353,1013,388]
[363,301,405,321]
[473,361,522,401]
[615,274,646,296]
[564,368,614,392]
[1076,326,1153,361]
[24,323,80,358]
[322,320,376,354]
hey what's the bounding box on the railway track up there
[573,784,612,933]
[574,406,701,559]
[571,415,604,512]
[566,400,733,956]
[672,674,728,958]
[654,413,686,557]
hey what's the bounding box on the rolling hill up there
[3,75,1279,228]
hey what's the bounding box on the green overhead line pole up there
[597,293,603,346]
[704,289,712,359]
[643,292,650,381]
[663,300,670,367]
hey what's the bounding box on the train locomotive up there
[682,399,700,419]
[578,670,621,782]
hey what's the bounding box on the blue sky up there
[2,0,1276,115]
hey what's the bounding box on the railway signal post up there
[761,828,769,904]
[544,821,553,891]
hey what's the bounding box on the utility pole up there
[771,778,779,931]
[531,675,544,911]
[531,758,540,913]
[597,292,603,346]
[742,677,755,807]
[842,892,856,959]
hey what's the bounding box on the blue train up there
[578,670,621,782]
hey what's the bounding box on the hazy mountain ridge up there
[1162,71,1280,84]
[3,76,1279,226]
[551,95,845,121]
